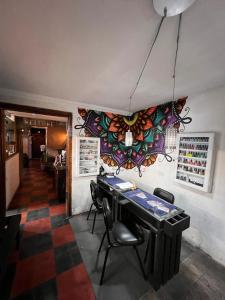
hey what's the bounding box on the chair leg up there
[87,203,94,220]
[144,233,151,263]
[134,246,146,279]
[98,231,106,253]
[91,210,97,234]
[100,245,111,285]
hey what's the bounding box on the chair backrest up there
[153,187,175,204]
[102,198,113,230]
[90,181,102,211]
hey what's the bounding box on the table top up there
[98,176,183,221]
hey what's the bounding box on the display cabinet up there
[5,113,17,158]
[175,132,215,192]
[75,137,100,176]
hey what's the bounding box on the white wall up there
[113,85,225,267]
[72,85,225,267]
[5,153,20,208]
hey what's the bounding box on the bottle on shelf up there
[188,175,204,187]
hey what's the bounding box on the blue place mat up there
[123,189,177,217]
[100,176,125,187]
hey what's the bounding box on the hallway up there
[1,161,95,300]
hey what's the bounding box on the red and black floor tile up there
[1,161,95,300]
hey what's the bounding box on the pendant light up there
[125,96,133,147]
[125,11,166,147]
[127,0,196,152]
[153,0,196,17]
[164,12,183,151]
[153,0,196,152]
[125,129,133,147]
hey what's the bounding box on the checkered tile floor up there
[1,160,95,300]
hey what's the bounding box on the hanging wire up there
[128,95,132,114]
[172,13,183,101]
[166,13,183,155]
[126,9,166,149]
[129,12,166,101]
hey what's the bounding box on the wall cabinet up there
[75,137,100,177]
[5,114,17,158]
[175,133,215,192]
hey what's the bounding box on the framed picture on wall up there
[175,132,215,192]
[75,137,100,177]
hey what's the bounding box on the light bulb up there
[125,130,133,147]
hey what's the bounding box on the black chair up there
[153,188,174,205]
[143,187,175,262]
[98,197,146,285]
[87,181,103,234]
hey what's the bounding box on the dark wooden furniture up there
[143,187,175,261]
[0,102,73,219]
[97,176,190,291]
[0,214,21,278]
[54,166,66,201]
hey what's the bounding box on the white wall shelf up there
[75,137,100,177]
[175,133,215,192]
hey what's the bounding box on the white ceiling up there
[0,0,225,112]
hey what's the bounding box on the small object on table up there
[115,181,136,191]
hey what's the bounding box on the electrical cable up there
[129,13,166,102]
[172,13,183,101]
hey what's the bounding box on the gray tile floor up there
[70,212,225,300]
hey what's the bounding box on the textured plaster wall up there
[111,86,225,266]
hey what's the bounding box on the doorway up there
[0,102,72,218]
[31,128,46,159]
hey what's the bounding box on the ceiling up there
[0,0,224,112]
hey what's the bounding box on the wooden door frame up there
[0,102,73,217]
[0,109,6,230]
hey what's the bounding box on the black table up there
[97,176,190,290]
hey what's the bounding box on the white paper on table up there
[106,175,114,178]
[116,182,134,190]
[147,200,170,213]
[157,206,170,213]
[136,192,147,199]
[147,200,158,207]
